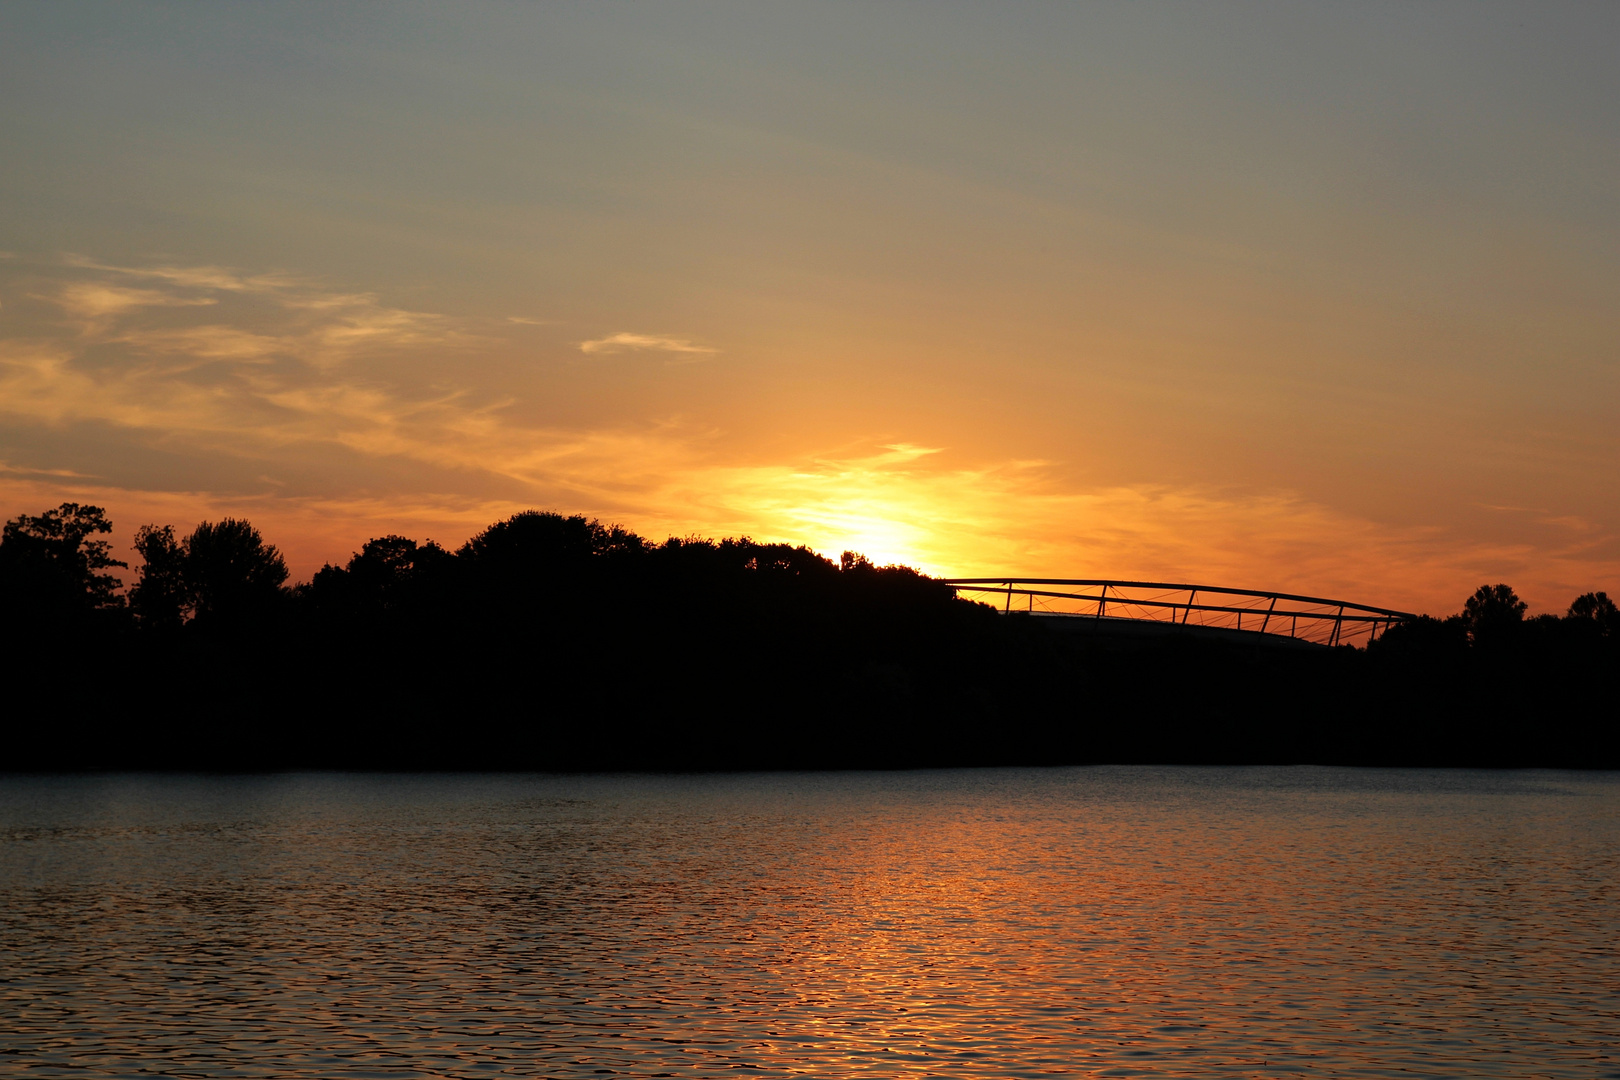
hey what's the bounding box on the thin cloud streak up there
[63,254,298,293]
[39,260,469,368]
[0,460,97,479]
[113,325,287,364]
[579,332,718,356]
[47,283,217,319]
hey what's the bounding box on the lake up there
[1,767,1615,1078]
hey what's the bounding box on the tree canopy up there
[0,503,126,627]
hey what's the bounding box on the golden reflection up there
[5,772,1615,1077]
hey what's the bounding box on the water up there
[1,767,1615,1078]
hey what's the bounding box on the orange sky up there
[2,4,1616,617]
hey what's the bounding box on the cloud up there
[62,255,294,293]
[579,332,717,356]
[48,283,217,319]
[32,260,468,370]
[869,443,944,466]
[0,460,96,479]
[114,325,287,363]
[302,303,451,363]
[0,253,475,456]
[506,316,553,326]
[0,342,241,432]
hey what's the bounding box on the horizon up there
[3,3,1616,618]
[12,498,1595,625]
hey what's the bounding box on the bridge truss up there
[941,578,1416,648]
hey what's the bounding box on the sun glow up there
[1,256,1615,617]
[2,420,1608,618]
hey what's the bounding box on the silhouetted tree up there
[1568,591,1618,637]
[1367,614,1468,658]
[130,524,188,630]
[356,535,421,577]
[184,518,288,625]
[460,511,645,573]
[307,534,454,620]
[1462,583,1526,646]
[0,503,126,627]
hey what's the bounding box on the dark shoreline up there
[11,623,1616,773]
[5,506,1616,772]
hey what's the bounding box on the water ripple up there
[0,767,1616,1078]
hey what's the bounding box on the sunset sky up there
[2,2,1616,615]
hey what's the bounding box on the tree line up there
[2,502,1615,769]
[0,503,295,633]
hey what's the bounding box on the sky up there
[1,2,1616,616]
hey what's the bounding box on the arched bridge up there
[941,578,1416,648]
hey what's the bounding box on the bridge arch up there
[941,578,1416,647]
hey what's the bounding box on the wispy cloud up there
[34,259,468,367]
[579,331,717,356]
[301,304,450,363]
[506,316,553,326]
[62,255,294,293]
[0,259,484,471]
[114,325,287,364]
[48,283,217,319]
[0,460,97,479]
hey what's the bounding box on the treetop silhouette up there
[2,501,1616,770]
[0,503,126,628]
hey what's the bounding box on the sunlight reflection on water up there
[1,767,1616,1078]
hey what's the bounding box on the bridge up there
[940,578,1416,648]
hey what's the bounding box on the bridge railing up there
[940,578,1416,647]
